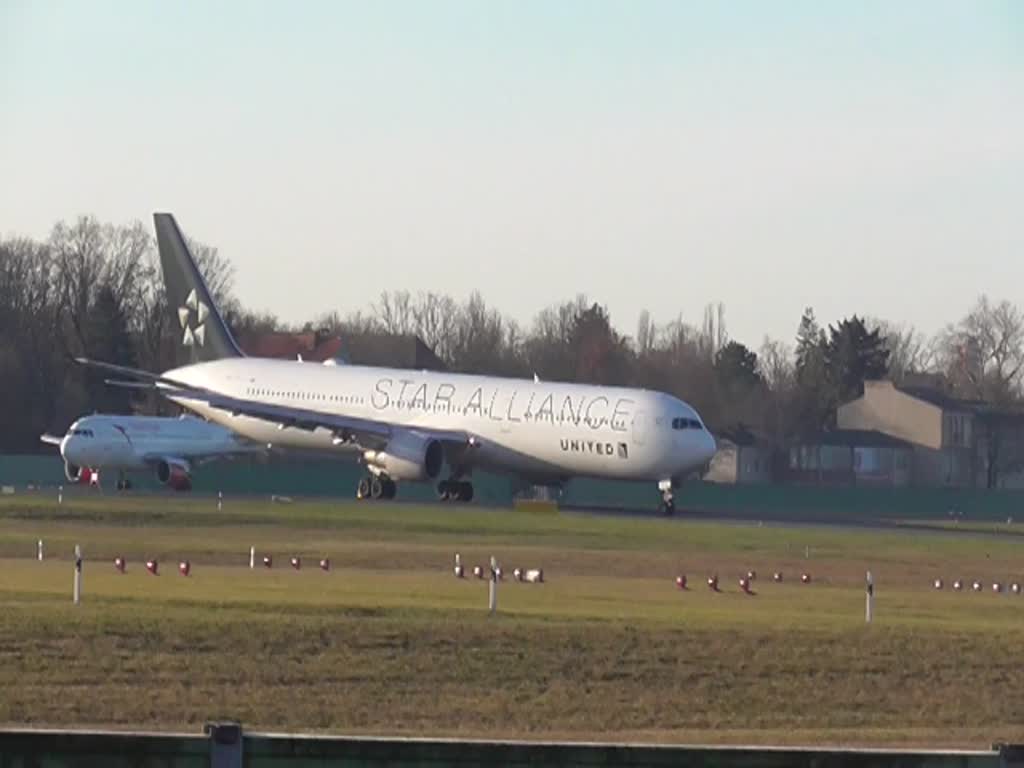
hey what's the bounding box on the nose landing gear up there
[658,479,676,516]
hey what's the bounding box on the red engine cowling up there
[155,460,193,492]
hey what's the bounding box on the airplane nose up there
[701,431,718,462]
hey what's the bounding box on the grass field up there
[1,492,1023,748]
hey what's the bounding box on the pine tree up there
[84,284,136,413]
[824,316,890,404]
[793,308,832,434]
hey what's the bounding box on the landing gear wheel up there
[660,499,675,516]
[382,478,397,500]
[357,476,371,500]
[437,480,473,502]
[370,476,385,499]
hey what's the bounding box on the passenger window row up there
[246,387,364,407]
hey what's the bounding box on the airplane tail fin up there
[153,213,243,363]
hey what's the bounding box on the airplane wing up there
[165,385,473,452]
[76,357,477,454]
[140,450,260,469]
[40,434,63,446]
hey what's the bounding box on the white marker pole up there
[37,539,43,562]
[73,545,82,605]
[249,546,255,570]
[58,486,63,505]
[488,556,498,615]
[865,570,874,624]
[217,491,223,511]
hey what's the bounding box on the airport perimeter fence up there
[5,452,1024,521]
[0,723,1018,768]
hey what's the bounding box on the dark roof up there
[338,333,447,371]
[973,405,1024,424]
[896,384,1024,422]
[897,385,983,411]
[238,331,446,370]
[800,429,913,449]
[714,425,771,446]
[239,332,321,359]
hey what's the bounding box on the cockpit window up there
[671,418,703,431]
[70,429,94,437]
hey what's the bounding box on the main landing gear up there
[116,473,133,492]
[437,479,474,503]
[356,474,397,501]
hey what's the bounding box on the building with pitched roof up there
[238,330,446,371]
[837,379,1024,488]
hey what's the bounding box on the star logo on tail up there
[177,288,209,347]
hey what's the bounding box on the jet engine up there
[64,460,83,483]
[155,459,193,492]
[363,430,444,481]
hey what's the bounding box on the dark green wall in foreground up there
[4,453,1024,521]
[0,724,1010,768]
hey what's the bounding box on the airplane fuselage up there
[60,414,256,473]
[166,358,716,484]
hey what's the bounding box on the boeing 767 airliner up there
[79,213,716,513]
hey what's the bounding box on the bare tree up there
[759,337,795,395]
[450,292,510,374]
[411,291,459,363]
[635,309,656,357]
[523,294,590,381]
[938,296,1024,404]
[374,290,415,335]
[311,309,379,336]
[51,215,106,354]
[869,318,935,382]
[186,237,235,307]
[699,302,728,360]
[0,237,67,447]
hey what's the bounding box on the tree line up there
[3,214,1024,454]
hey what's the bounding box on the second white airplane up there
[82,213,716,513]
[42,413,265,491]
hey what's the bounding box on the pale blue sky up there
[2,1,1022,347]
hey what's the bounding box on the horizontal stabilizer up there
[74,357,194,390]
[105,379,158,390]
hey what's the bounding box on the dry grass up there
[1,494,1023,747]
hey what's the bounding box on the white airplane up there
[41,413,265,491]
[78,213,716,513]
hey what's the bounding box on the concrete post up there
[488,556,498,615]
[205,721,243,768]
[866,570,874,624]
[73,545,82,605]
[37,539,43,562]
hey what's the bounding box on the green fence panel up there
[0,727,1007,768]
